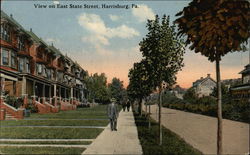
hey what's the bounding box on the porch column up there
[21,76,28,107]
[21,76,27,95]
[53,84,57,106]
[59,86,61,103]
[32,81,36,103]
[70,87,73,104]
[0,77,5,107]
[42,84,45,104]
[64,88,67,99]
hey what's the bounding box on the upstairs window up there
[36,63,43,75]
[26,60,30,73]
[11,52,17,68]
[18,57,25,72]
[0,24,11,42]
[1,49,9,66]
[17,36,25,51]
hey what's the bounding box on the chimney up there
[30,28,32,32]
[207,74,211,78]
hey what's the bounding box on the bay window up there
[26,60,30,73]
[18,57,25,72]
[1,49,9,65]
[11,52,17,68]
[18,36,25,51]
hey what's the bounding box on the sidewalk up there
[82,109,143,154]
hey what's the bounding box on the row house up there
[0,11,87,120]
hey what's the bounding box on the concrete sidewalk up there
[82,109,143,154]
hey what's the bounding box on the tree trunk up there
[158,88,162,145]
[216,56,223,155]
[139,98,142,116]
[148,104,151,129]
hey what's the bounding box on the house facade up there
[192,74,216,97]
[231,64,250,101]
[0,11,87,120]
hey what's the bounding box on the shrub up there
[5,96,23,109]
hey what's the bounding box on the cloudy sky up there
[2,1,249,88]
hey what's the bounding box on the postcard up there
[0,0,249,154]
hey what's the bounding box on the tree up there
[175,0,250,154]
[127,59,153,115]
[108,77,126,103]
[183,88,198,104]
[84,73,110,103]
[139,15,185,145]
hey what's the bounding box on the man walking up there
[108,98,119,131]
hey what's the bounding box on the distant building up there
[222,78,241,90]
[171,85,186,99]
[231,64,250,101]
[192,74,216,97]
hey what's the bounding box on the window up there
[0,24,11,42]
[26,60,30,73]
[17,36,25,51]
[43,66,47,77]
[36,63,42,75]
[11,52,17,68]
[18,57,25,72]
[51,70,54,80]
[1,49,9,65]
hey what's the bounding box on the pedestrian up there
[107,98,119,131]
[122,100,126,112]
[126,100,131,112]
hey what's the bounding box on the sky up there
[2,0,249,88]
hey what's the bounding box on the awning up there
[0,73,18,81]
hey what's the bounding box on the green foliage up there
[139,15,185,89]
[0,146,85,155]
[162,92,186,104]
[211,84,231,103]
[108,77,126,103]
[134,113,202,155]
[175,0,250,62]
[128,60,153,101]
[183,88,198,104]
[5,96,23,109]
[163,99,249,123]
[84,73,110,103]
[128,15,185,105]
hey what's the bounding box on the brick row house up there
[0,11,87,120]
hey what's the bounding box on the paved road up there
[144,104,249,155]
[82,109,142,154]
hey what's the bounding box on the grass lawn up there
[0,119,108,126]
[0,141,92,145]
[0,127,103,139]
[30,105,110,119]
[0,146,85,154]
[134,112,202,155]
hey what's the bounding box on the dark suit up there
[107,103,119,130]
